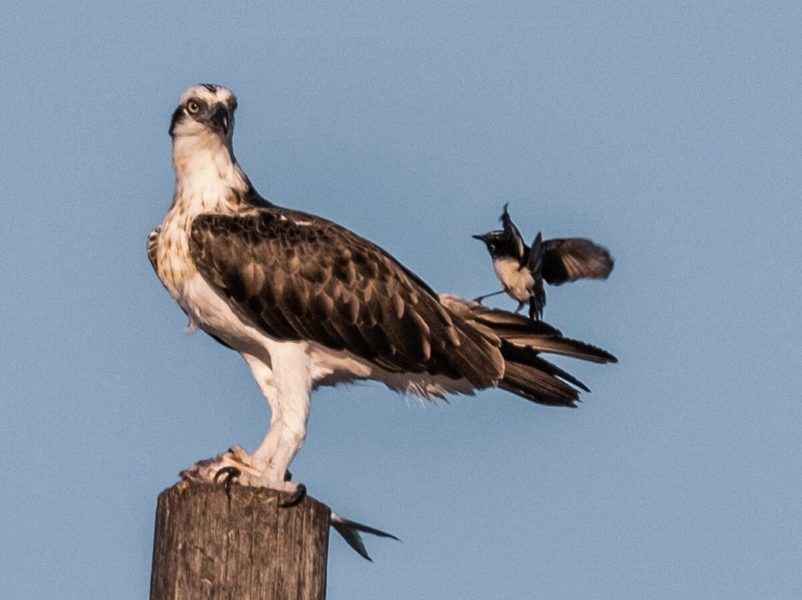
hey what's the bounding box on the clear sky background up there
[2,2,800,598]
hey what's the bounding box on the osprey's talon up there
[214,466,241,497]
[279,483,306,507]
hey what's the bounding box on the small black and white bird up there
[473,204,614,320]
[148,84,617,557]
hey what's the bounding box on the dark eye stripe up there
[169,106,184,136]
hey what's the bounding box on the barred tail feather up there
[439,294,616,408]
[502,344,590,392]
[501,362,581,407]
[519,336,617,364]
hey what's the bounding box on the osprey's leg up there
[243,354,283,467]
[242,349,311,504]
[258,345,311,500]
[472,289,505,304]
[181,351,309,505]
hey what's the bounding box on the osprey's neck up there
[171,133,251,213]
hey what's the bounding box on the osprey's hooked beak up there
[210,105,230,135]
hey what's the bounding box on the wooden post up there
[149,481,331,600]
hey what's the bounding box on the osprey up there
[473,204,614,320]
[148,84,616,520]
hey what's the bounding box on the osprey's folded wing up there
[189,208,504,388]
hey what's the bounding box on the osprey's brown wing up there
[188,208,503,386]
[542,238,614,286]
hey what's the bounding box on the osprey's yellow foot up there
[179,445,261,487]
[180,446,307,506]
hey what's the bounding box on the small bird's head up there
[169,84,238,141]
[473,230,516,259]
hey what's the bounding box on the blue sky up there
[2,2,800,598]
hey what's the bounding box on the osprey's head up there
[472,230,517,259]
[169,84,238,140]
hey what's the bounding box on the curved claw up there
[213,466,241,498]
[279,483,307,508]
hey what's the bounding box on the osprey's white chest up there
[156,133,252,298]
[157,190,242,307]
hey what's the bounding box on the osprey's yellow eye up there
[187,100,201,114]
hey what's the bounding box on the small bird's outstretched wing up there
[542,238,614,285]
[499,203,526,262]
[188,208,504,387]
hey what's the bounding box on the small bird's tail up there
[528,231,546,320]
[440,294,617,407]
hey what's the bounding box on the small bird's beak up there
[472,233,488,242]
[211,105,230,135]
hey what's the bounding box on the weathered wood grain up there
[149,481,330,600]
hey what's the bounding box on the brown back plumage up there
[188,208,504,388]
